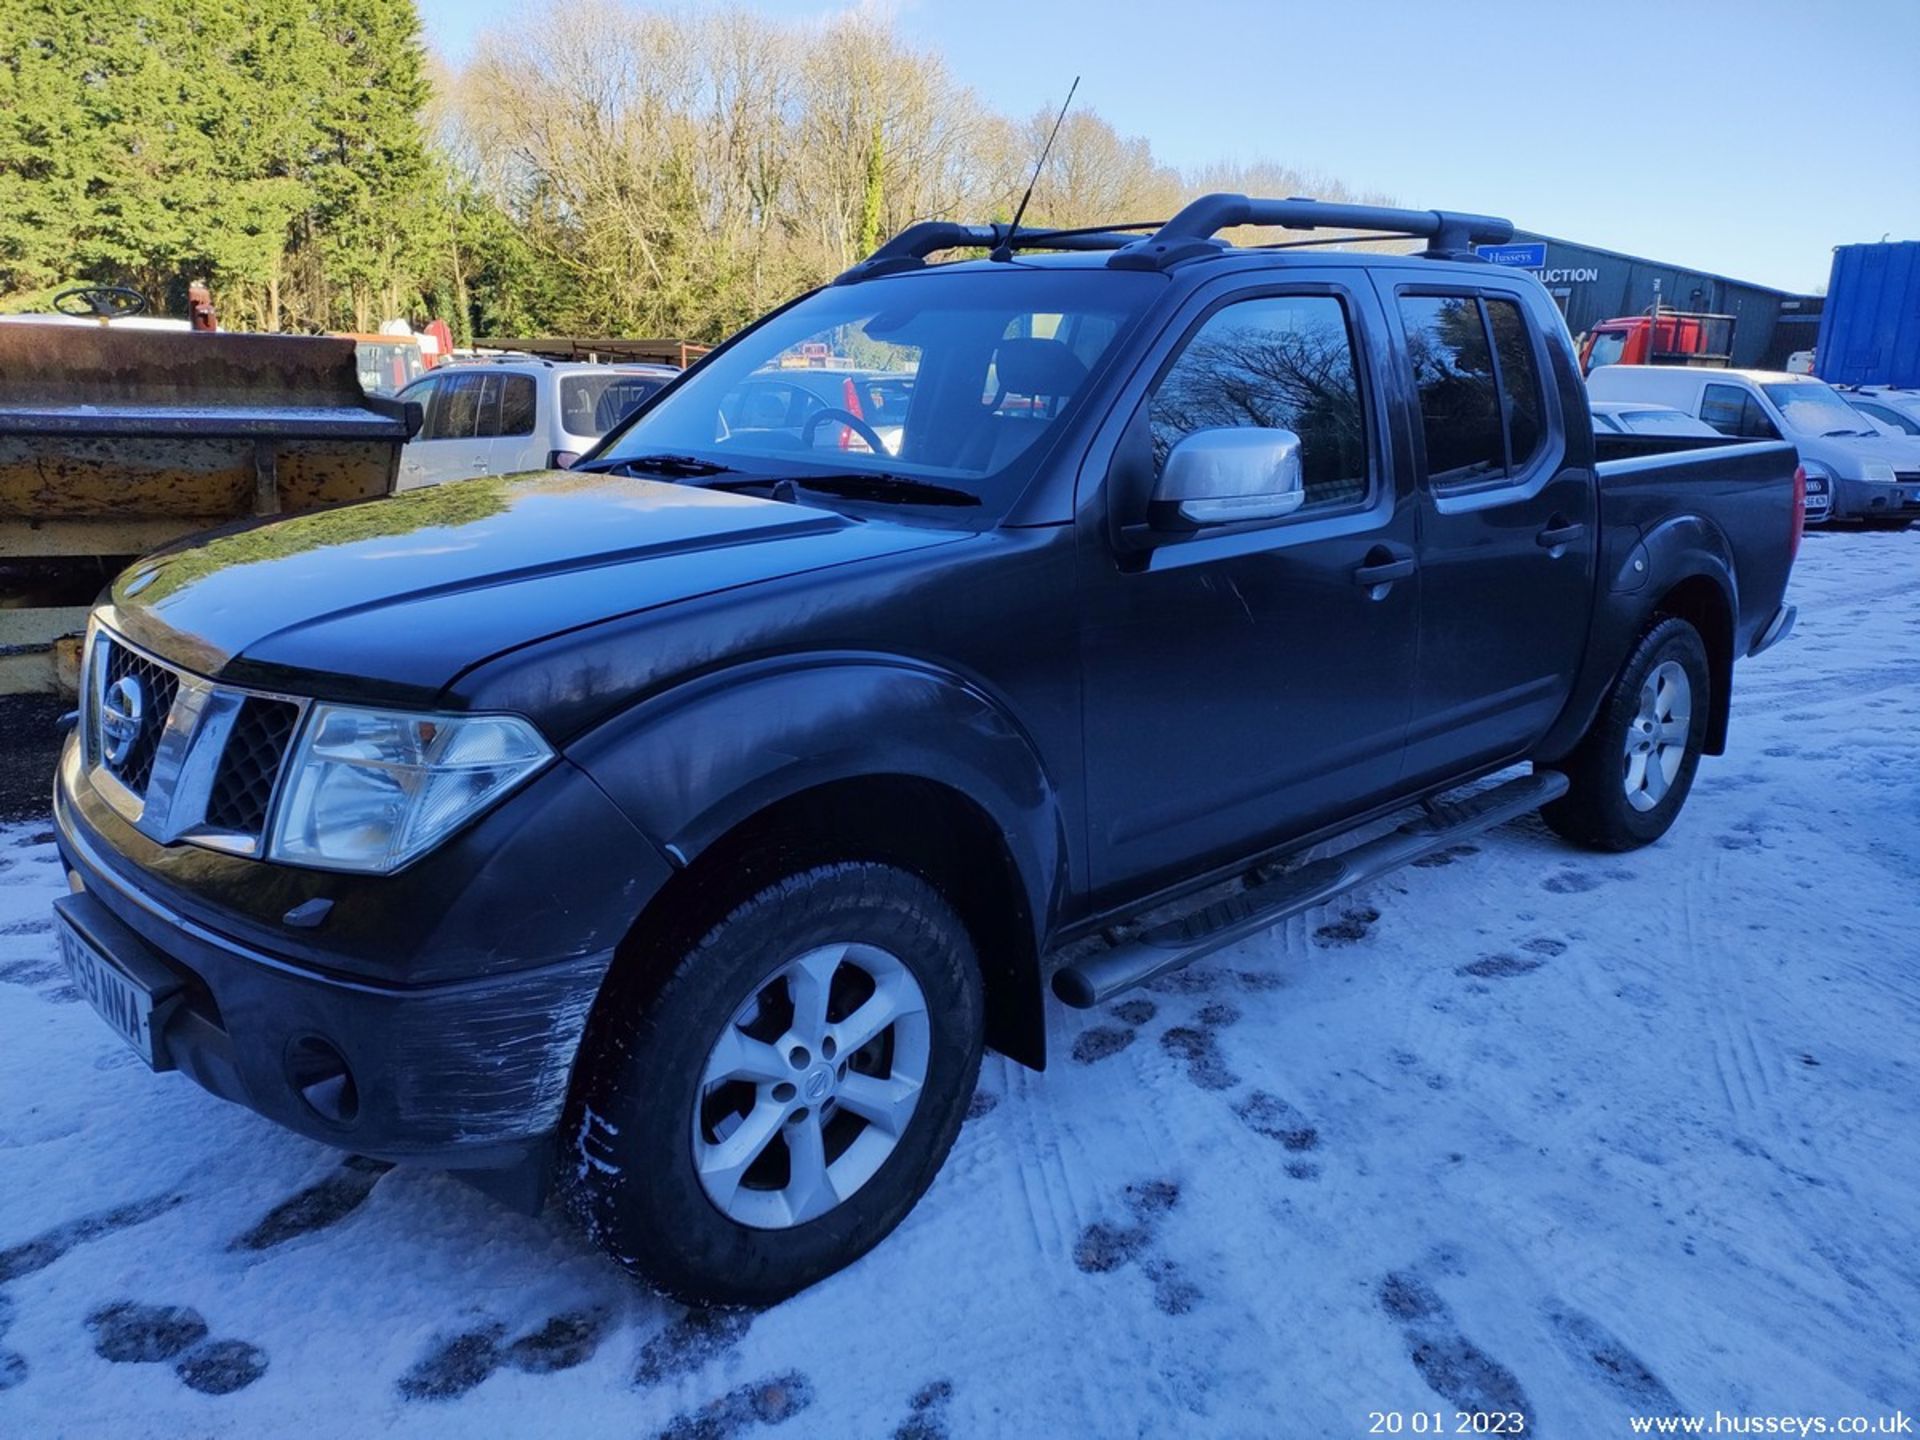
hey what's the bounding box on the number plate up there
[57,915,162,1068]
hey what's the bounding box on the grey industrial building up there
[1474,233,1822,370]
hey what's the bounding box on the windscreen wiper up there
[573,453,736,478]
[1820,428,1874,438]
[776,472,981,508]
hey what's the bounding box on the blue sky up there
[416,0,1919,294]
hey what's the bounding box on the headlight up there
[1862,461,1897,485]
[267,705,553,873]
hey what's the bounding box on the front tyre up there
[1542,617,1711,852]
[565,863,985,1306]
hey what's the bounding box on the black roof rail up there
[1107,193,1515,270]
[834,222,1157,284]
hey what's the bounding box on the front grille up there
[83,626,307,853]
[205,698,301,834]
[99,637,180,795]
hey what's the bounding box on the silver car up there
[1589,401,1721,437]
[395,359,678,489]
[1842,387,1920,439]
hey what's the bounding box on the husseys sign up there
[1474,242,1599,286]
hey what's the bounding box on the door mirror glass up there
[1150,427,1305,531]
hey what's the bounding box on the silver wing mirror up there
[1149,427,1305,531]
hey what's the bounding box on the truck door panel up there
[1386,281,1597,783]
[1076,278,1418,903]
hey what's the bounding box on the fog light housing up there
[287,1035,359,1125]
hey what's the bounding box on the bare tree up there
[442,2,1400,338]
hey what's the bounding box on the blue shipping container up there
[1814,242,1920,388]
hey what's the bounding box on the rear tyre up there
[1542,617,1711,852]
[564,862,985,1306]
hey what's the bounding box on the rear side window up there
[499,374,536,436]
[1399,292,1550,490]
[563,374,667,437]
[1149,294,1369,510]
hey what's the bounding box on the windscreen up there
[356,342,425,396]
[1584,330,1628,370]
[597,269,1154,511]
[1760,382,1877,437]
[1853,400,1920,436]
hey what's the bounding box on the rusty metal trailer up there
[473,335,712,368]
[0,323,418,696]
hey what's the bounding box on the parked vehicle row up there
[1587,366,1920,528]
[52,193,1802,1305]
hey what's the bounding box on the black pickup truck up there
[50,195,1802,1305]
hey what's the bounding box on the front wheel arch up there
[580,774,1048,1074]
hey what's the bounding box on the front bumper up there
[1830,475,1920,522]
[52,739,670,1173]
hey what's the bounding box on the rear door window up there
[1398,295,1506,487]
[1399,292,1551,490]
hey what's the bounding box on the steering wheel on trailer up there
[51,285,150,320]
[800,406,890,456]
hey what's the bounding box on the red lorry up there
[1580,309,1735,373]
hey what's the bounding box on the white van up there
[395,359,678,489]
[1587,366,1920,528]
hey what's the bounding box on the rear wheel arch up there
[1648,573,1733,754]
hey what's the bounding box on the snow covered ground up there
[1,529,1915,1439]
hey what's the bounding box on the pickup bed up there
[50,194,1801,1304]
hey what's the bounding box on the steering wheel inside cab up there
[51,285,150,321]
[800,406,889,455]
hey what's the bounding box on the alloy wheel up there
[692,942,931,1229]
[1622,659,1692,813]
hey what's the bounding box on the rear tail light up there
[548,450,580,470]
[1789,464,1806,562]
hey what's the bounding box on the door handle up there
[1536,518,1587,550]
[1353,554,1416,587]
[1353,547,1416,597]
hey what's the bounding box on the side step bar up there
[1051,770,1569,1009]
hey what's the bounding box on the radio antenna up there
[992,76,1080,263]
